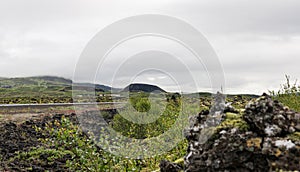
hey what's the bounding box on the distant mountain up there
[30,76,72,85]
[122,83,166,93]
[73,82,117,92]
[0,76,121,104]
[0,76,72,87]
[185,92,259,99]
[0,76,119,92]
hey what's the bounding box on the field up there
[0,76,299,171]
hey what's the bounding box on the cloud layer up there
[0,0,299,94]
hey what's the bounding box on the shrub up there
[36,116,121,171]
[32,115,188,171]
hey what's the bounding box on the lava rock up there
[0,113,78,171]
[244,93,299,137]
[160,160,182,172]
[182,93,300,171]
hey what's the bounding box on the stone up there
[160,160,182,172]
[181,93,300,171]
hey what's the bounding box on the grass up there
[31,114,188,171]
[2,75,299,171]
[270,75,300,112]
[3,92,260,171]
[3,93,192,171]
[0,76,114,104]
[13,148,73,165]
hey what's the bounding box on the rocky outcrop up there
[161,93,300,171]
[244,93,300,137]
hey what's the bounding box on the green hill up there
[0,76,115,104]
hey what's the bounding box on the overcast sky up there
[0,0,299,94]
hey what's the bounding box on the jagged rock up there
[224,102,239,114]
[182,93,300,171]
[185,129,270,172]
[159,160,182,172]
[244,93,300,137]
[184,92,228,171]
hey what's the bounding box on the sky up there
[0,0,299,94]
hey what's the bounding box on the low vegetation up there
[0,76,115,104]
[216,112,249,132]
[270,75,300,111]
[0,75,299,171]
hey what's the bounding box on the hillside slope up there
[122,83,166,93]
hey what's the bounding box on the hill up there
[72,83,113,92]
[30,76,72,85]
[0,76,116,104]
[122,83,166,93]
[0,76,71,87]
[0,76,115,92]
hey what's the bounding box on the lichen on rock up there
[161,93,300,172]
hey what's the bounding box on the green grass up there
[7,94,192,171]
[31,114,188,171]
[13,148,73,165]
[3,75,299,171]
[270,75,300,112]
[0,76,114,104]
[0,77,73,103]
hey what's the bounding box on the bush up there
[36,116,126,171]
[31,115,188,171]
[8,93,204,171]
[112,94,181,139]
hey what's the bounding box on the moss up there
[216,112,249,131]
[288,132,300,141]
[12,148,73,164]
[226,112,241,120]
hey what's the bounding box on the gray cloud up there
[0,0,299,93]
[171,0,300,35]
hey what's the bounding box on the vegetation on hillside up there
[0,76,115,104]
[1,75,299,171]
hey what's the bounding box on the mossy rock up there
[226,112,241,119]
[216,112,249,131]
[288,132,300,141]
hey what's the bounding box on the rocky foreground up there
[0,113,79,171]
[0,94,299,171]
[161,93,300,171]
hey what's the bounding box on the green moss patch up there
[216,112,249,132]
[288,132,300,141]
[12,148,73,164]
